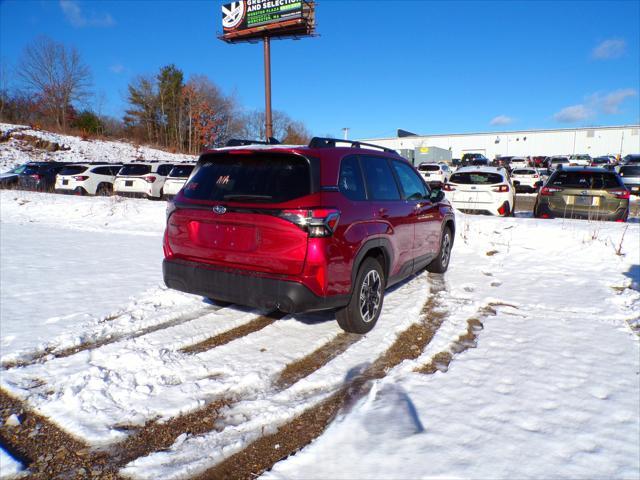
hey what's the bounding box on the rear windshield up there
[418,164,440,172]
[450,172,503,185]
[552,158,569,163]
[9,164,28,174]
[119,164,151,176]
[512,169,536,175]
[549,171,621,189]
[59,166,88,175]
[182,153,310,203]
[169,165,195,178]
[592,158,609,164]
[620,166,640,176]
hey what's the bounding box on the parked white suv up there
[510,168,542,193]
[509,157,529,169]
[417,162,451,186]
[55,163,122,195]
[163,163,195,199]
[114,162,173,199]
[444,166,515,216]
[569,154,591,166]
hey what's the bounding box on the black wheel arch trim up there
[350,238,394,293]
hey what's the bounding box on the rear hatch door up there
[167,151,315,275]
[547,170,624,213]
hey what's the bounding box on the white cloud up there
[553,105,593,123]
[553,88,637,123]
[110,64,125,74]
[489,115,514,126]
[60,0,115,28]
[593,88,637,114]
[592,39,626,60]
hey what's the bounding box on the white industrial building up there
[362,125,640,163]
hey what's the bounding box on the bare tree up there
[17,36,91,130]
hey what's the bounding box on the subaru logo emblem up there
[213,205,226,214]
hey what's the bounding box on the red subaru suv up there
[163,138,455,333]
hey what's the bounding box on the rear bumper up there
[535,203,629,221]
[163,258,349,313]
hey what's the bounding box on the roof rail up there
[225,137,280,147]
[308,137,398,154]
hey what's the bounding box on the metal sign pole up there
[264,36,273,141]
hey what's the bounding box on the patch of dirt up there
[180,312,285,355]
[486,250,499,256]
[12,133,70,152]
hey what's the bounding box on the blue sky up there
[1,0,639,139]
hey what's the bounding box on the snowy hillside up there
[0,123,196,171]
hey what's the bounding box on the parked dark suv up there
[163,138,456,333]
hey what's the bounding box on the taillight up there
[610,189,630,200]
[278,208,340,237]
[31,174,42,181]
[443,184,455,191]
[73,176,89,181]
[540,186,562,196]
[492,185,509,193]
[144,176,157,183]
[533,174,539,178]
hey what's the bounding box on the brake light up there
[540,186,562,196]
[278,208,340,237]
[533,174,539,178]
[144,176,157,183]
[31,174,42,181]
[443,184,455,191]
[492,185,510,193]
[73,176,89,181]
[610,189,630,200]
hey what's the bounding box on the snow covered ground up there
[0,186,638,479]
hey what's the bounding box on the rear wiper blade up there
[223,194,273,202]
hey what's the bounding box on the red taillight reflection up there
[144,176,157,183]
[73,176,89,181]
[443,184,455,191]
[492,185,510,193]
[610,189,630,200]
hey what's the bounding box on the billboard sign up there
[221,0,314,42]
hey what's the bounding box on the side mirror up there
[430,188,445,203]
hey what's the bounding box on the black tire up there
[96,183,112,196]
[427,227,453,274]
[336,257,385,334]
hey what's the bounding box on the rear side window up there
[450,172,504,185]
[169,165,195,178]
[549,172,622,189]
[183,153,310,203]
[360,156,401,200]
[119,164,151,176]
[620,166,640,176]
[339,156,366,201]
[59,166,88,175]
[158,164,173,176]
[391,161,427,200]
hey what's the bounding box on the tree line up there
[0,36,311,152]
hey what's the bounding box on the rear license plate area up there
[189,222,257,251]
[125,180,133,187]
[62,180,68,185]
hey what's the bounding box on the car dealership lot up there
[1,190,638,479]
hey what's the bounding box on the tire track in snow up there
[1,306,219,370]
[185,274,452,480]
[180,311,287,354]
